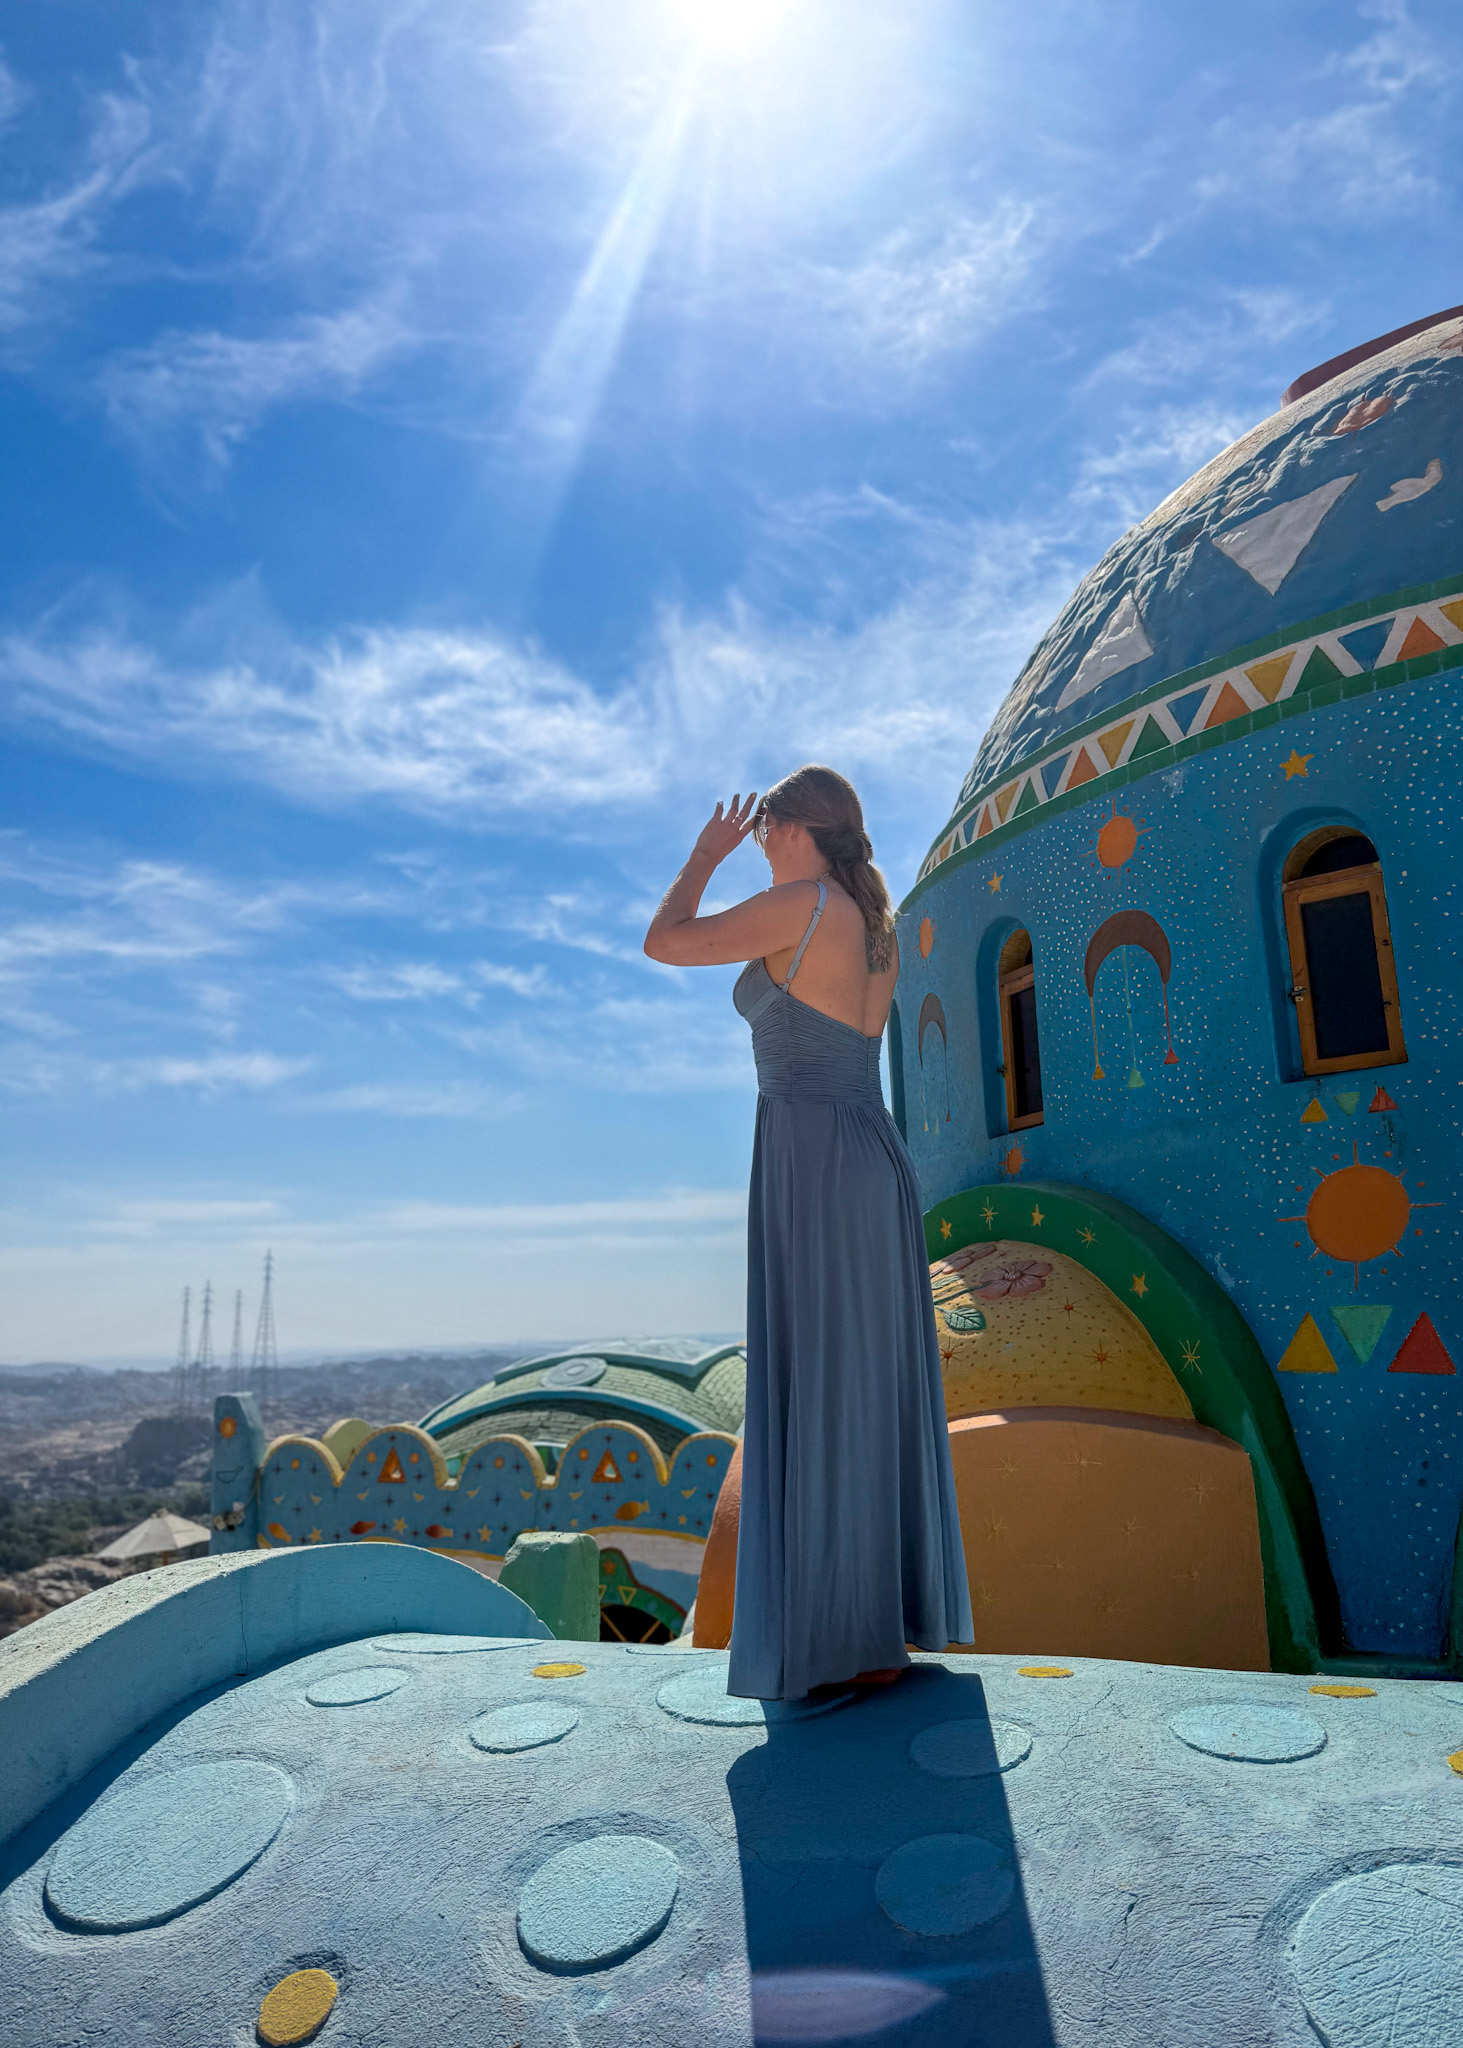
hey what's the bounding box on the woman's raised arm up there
[643,794,817,967]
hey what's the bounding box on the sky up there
[2,0,1462,1365]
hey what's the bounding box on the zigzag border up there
[910,571,1463,902]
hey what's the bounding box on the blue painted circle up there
[910,1717,1032,1778]
[45,1762,293,1932]
[1291,1863,1463,2045]
[1171,1699,1326,1762]
[306,1665,409,1706]
[656,1665,854,1725]
[875,1834,1014,1936]
[470,1702,580,1753]
[542,1356,608,1389]
[369,1634,542,1654]
[517,1835,679,1969]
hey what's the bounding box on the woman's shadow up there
[727,1663,1059,2048]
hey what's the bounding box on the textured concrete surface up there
[8,1613,1463,2045]
[0,1542,548,1842]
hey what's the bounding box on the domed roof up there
[418,1341,746,1461]
[924,308,1463,873]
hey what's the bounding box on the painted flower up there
[977,1259,1052,1299]
[933,1242,998,1277]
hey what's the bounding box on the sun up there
[1091,797,1148,873]
[1281,1139,1441,1288]
[665,0,790,57]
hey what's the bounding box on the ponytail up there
[760,766,896,972]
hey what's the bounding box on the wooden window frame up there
[1282,863,1407,1076]
[997,962,1045,1129]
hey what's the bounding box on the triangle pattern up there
[1202,681,1251,731]
[1098,720,1133,768]
[378,1448,407,1484]
[1013,778,1040,816]
[1211,475,1356,594]
[1440,598,1463,632]
[1369,1086,1398,1113]
[995,783,1019,823]
[976,806,994,839]
[1277,1313,1338,1374]
[1129,713,1170,761]
[1337,620,1392,672]
[1055,592,1154,712]
[1298,645,1342,689]
[1246,654,1294,702]
[1331,1305,1392,1364]
[592,1449,624,1483]
[1167,686,1210,735]
[1065,747,1099,790]
[1398,616,1446,661]
[1300,1099,1327,1124]
[1388,1312,1456,1376]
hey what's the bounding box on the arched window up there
[997,928,1044,1128]
[1282,830,1406,1075]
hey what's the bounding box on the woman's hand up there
[691,792,759,871]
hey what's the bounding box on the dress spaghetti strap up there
[778,880,827,990]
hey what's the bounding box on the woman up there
[645,764,971,1700]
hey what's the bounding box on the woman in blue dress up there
[645,765,972,1700]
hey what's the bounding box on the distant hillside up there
[0,1349,526,1499]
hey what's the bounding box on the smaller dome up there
[930,1241,1190,1420]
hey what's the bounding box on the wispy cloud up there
[101,296,414,473]
[0,500,1072,839]
[333,958,551,1003]
[0,90,151,342]
[800,202,1041,380]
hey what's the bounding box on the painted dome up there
[930,1238,1192,1420]
[926,307,1463,868]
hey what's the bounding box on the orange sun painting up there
[1091,798,1149,873]
[1281,1139,1442,1288]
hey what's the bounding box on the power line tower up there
[172,1286,192,1412]
[192,1281,215,1414]
[229,1289,244,1378]
[250,1249,280,1419]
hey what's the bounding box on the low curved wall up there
[0,1542,548,1847]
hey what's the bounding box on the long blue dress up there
[728,884,973,1700]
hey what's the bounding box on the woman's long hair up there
[759,765,896,972]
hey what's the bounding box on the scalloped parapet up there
[227,1407,739,1632]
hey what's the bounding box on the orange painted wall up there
[949,1407,1269,1670]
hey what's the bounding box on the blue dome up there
[924,309,1463,873]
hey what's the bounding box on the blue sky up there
[3,0,1461,1363]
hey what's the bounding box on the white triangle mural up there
[1055,592,1154,711]
[1211,474,1356,595]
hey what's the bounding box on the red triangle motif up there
[1065,747,1099,790]
[1202,681,1251,730]
[377,1447,406,1483]
[1389,1313,1455,1376]
[591,1449,623,1483]
[1397,617,1446,661]
[1369,1086,1398,1113]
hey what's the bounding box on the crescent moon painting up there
[1083,910,1179,1084]
[918,991,951,1130]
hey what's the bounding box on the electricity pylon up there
[250,1249,280,1418]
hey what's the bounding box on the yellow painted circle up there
[258,1969,338,2047]
[1309,1684,1377,1698]
[532,1661,587,1679]
[1449,1750,1463,1777]
[1018,1665,1073,1679]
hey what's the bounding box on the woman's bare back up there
[762,877,899,1038]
